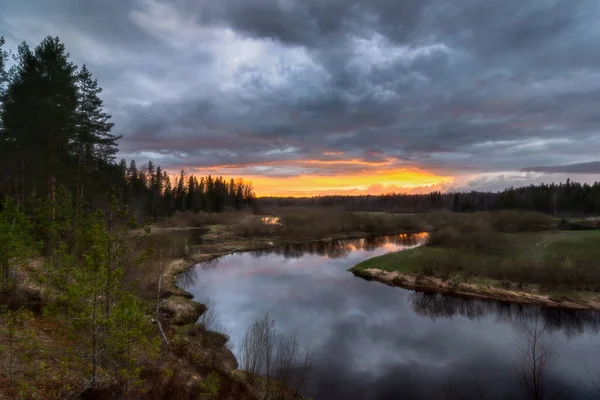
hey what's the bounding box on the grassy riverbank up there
[351,222,600,310]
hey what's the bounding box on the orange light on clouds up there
[184,158,453,197]
[244,167,452,197]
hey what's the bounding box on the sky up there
[2,0,600,196]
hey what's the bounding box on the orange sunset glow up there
[188,163,453,197]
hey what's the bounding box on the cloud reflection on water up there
[179,233,600,399]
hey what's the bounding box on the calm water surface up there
[179,234,600,399]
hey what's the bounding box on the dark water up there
[179,234,600,399]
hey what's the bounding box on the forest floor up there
[350,230,600,310]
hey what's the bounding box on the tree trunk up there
[76,149,83,209]
[104,209,113,316]
[92,278,98,388]
[48,143,56,218]
[19,155,25,206]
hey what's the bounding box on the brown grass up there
[231,208,425,240]
[425,210,555,252]
[156,211,249,228]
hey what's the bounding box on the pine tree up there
[206,175,215,212]
[152,166,163,217]
[0,36,10,200]
[175,170,186,211]
[228,178,236,208]
[0,36,7,113]
[198,177,207,212]
[73,64,118,203]
[235,183,244,211]
[118,159,128,204]
[186,175,196,211]
[163,171,174,215]
[47,204,155,390]
[452,194,461,212]
[147,161,156,216]
[1,37,78,205]
[0,36,6,88]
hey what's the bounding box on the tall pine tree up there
[1,37,78,205]
[73,64,118,202]
[0,36,10,199]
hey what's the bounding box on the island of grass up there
[350,211,600,310]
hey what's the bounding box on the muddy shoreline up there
[350,267,600,311]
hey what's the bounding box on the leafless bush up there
[491,210,556,233]
[583,364,600,396]
[157,210,248,228]
[272,334,312,397]
[232,209,425,241]
[198,297,218,330]
[427,214,504,252]
[196,297,234,350]
[240,313,312,397]
[416,246,600,289]
[240,313,275,383]
[513,315,558,400]
[211,323,233,351]
[231,217,282,238]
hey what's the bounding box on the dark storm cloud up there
[2,0,600,188]
[521,161,600,174]
[199,0,432,47]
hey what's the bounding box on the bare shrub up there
[584,364,600,396]
[491,210,556,233]
[240,313,274,383]
[272,334,312,396]
[211,323,233,351]
[238,209,426,241]
[240,313,312,397]
[513,315,558,400]
[416,248,488,280]
[198,296,218,331]
[231,217,282,238]
[157,210,248,228]
[162,208,425,241]
[418,247,600,289]
[427,213,504,252]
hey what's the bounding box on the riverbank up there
[350,230,600,311]
[351,267,600,310]
[161,229,423,327]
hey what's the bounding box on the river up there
[179,233,600,399]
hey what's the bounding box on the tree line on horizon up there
[0,35,255,218]
[259,179,600,216]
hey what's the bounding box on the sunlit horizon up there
[171,165,453,197]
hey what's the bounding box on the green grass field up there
[352,230,600,291]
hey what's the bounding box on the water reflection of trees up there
[411,292,600,337]
[198,258,220,270]
[178,259,220,288]
[250,233,426,260]
[177,265,199,289]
